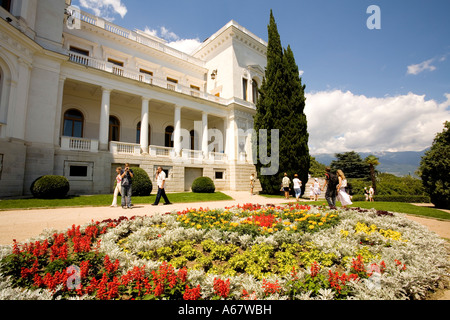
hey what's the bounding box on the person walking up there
[313,178,321,201]
[321,168,338,210]
[293,174,302,201]
[364,187,369,201]
[152,167,172,206]
[111,167,122,207]
[120,163,134,209]
[250,173,256,196]
[336,169,353,208]
[369,186,375,202]
[281,173,291,200]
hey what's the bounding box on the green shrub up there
[192,177,215,193]
[130,167,152,196]
[30,175,70,199]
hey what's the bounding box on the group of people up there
[111,163,172,209]
[321,168,353,210]
[364,186,375,202]
[271,168,354,210]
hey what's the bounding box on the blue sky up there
[73,0,450,154]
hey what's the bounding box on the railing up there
[209,152,227,162]
[149,145,174,158]
[73,9,205,67]
[61,136,98,152]
[110,141,141,155]
[181,149,204,160]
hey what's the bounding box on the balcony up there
[68,52,227,105]
[61,136,99,152]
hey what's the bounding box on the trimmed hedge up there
[130,167,152,197]
[351,194,431,203]
[192,177,215,193]
[30,175,70,199]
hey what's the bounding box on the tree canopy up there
[419,121,450,209]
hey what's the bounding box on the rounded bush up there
[30,175,70,199]
[192,176,215,193]
[130,167,152,196]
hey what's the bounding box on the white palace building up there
[0,0,267,197]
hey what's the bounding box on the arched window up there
[252,79,259,104]
[136,122,151,145]
[109,116,120,142]
[165,126,174,148]
[63,109,84,138]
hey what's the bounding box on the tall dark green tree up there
[419,121,450,209]
[254,10,310,194]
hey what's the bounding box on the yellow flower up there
[309,225,315,230]
[268,228,274,233]
[318,222,324,226]
[285,227,291,232]
[196,225,202,229]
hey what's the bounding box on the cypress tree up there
[254,10,310,195]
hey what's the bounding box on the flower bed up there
[0,204,448,300]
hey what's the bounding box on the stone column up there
[202,112,209,159]
[173,105,182,157]
[226,113,236,161]
[140,97,150,154]
[54,75,66,146]
[99,88,111,150]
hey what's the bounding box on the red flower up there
[184,285,202,300]
[262,279,281,296]
[213,278,231,299]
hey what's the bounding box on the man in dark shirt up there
[321,167,338,210]
[120,163,134,209]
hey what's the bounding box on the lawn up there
[0,192,233,211]
[260,195,450,221]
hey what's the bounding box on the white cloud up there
[79,0,127,21]
[305,90,450,154]
[407,58,436,75]
[144,26,202,54]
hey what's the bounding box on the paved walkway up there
[0,192,290,245]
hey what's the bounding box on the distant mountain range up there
[312,150,429,177]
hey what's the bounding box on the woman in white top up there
[111,167,122,207]
[293,174,302,201]
[336,169,353,208]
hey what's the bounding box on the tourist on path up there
[111,167,122,207]
[336,169,353,208]
[120,163,134,209]
[281,173,291,200]
[293,174,302,201]
[152,167,172,206]
[321,167,338,210]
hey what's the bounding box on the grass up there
[0,192,233,211]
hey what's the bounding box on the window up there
[108,58,124,76]
[109,116,120,142]
[252,79,259,103]
[242,78,248,101]
[214,170,226,180]
[63,109,84,138]
[139,69,153,83]
[0,0,11,12]
[165,126,174,148]
[136,122,151,145]
[167,77,178,91]
[69,46,89,56]
[64,161,94,181]
[190,85,200,97]
[70,166,88,177]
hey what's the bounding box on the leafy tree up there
[254,10,310,194]
[365,155,380,194]
[330,151,370,179]
[310,156,327,178]
[419,121,450,209]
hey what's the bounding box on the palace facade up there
[0,0,267,197]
